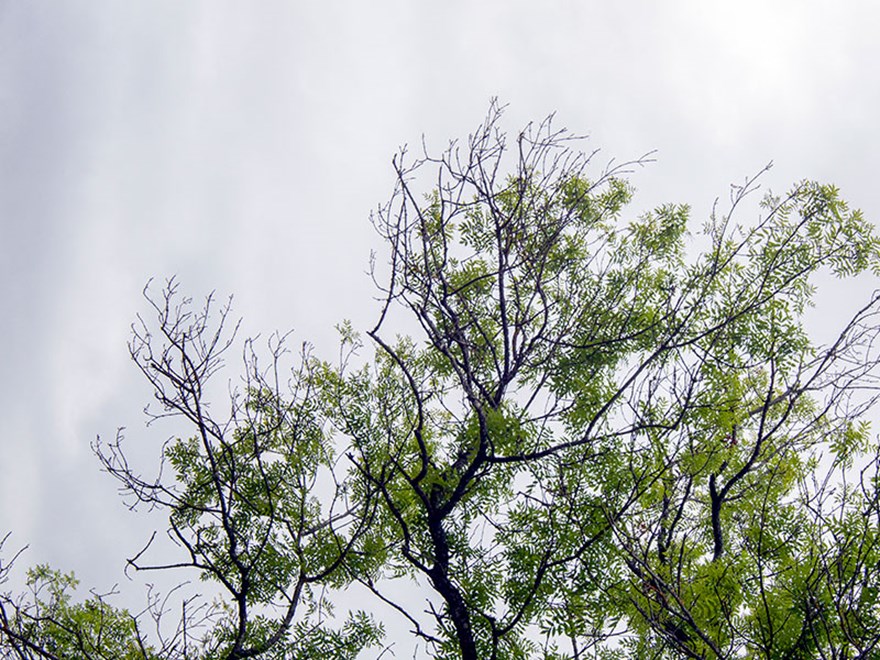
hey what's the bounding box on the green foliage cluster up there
[0,564,152,659]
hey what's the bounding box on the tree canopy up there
[4,104,880,659]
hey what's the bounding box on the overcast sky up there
[2,0,879,650]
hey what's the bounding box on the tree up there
[3,102,880,659]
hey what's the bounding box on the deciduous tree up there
[3,103,880,659]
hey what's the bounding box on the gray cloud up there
[1,0,878,648]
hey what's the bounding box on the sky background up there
[1,0,879,652]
